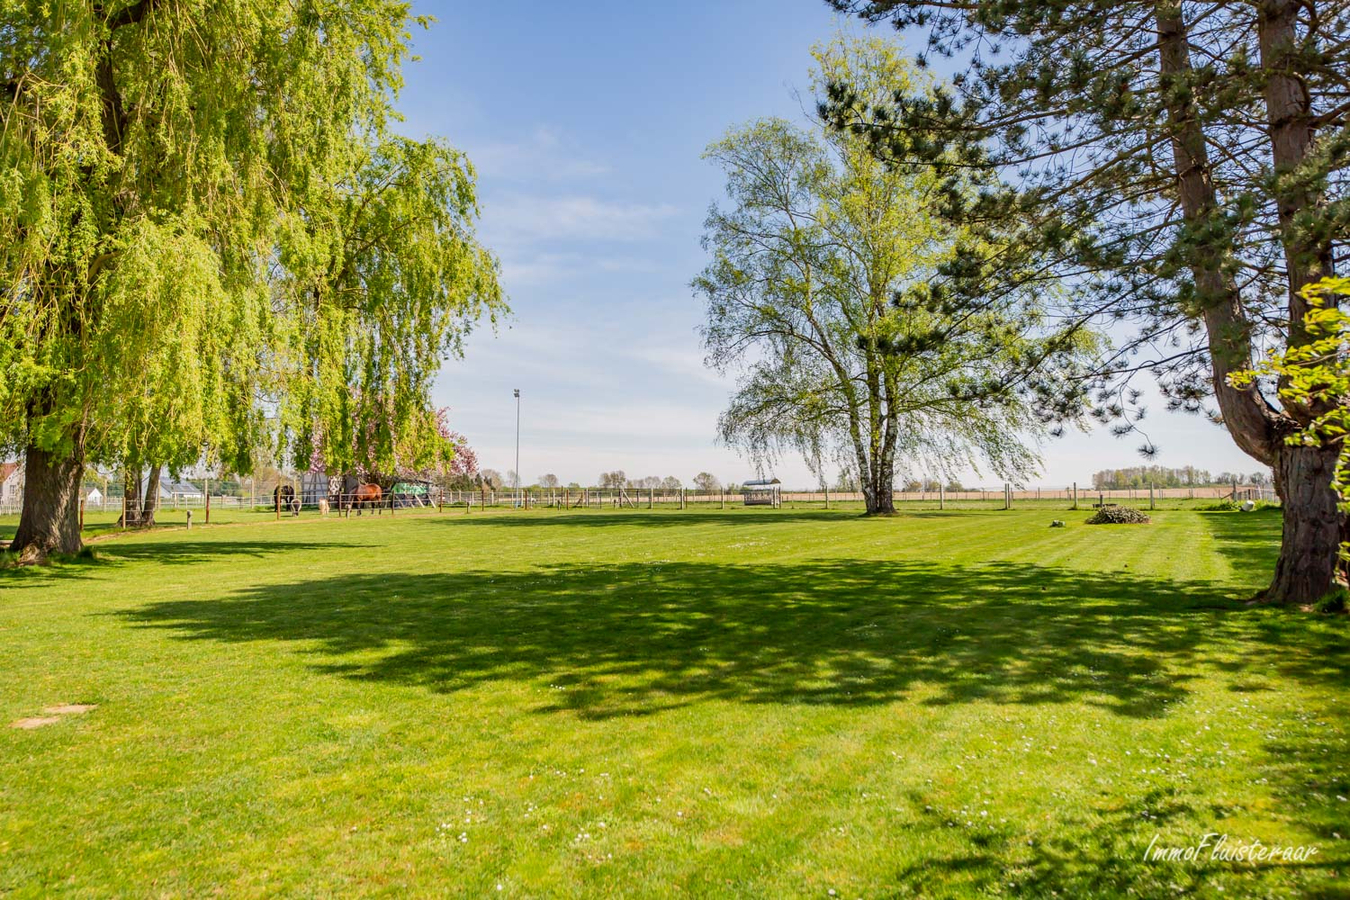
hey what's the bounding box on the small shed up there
[86,487,104,508]
[742,478,782,508]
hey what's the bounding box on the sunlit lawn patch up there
[0,507,1344,896]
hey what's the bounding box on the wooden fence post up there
[1149,482,1156,510]
[939,485,945,510]
[275,487,280,520]
[80,498,85,532]
[205,482,211,525]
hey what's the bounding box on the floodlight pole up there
[513,388,521,501]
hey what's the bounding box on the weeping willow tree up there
[280,135,503,485]
[0,2,502,557]
[695,38,1094,514]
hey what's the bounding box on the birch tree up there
[695,39,1089,514]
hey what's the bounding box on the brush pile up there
[1086,505,1151,525]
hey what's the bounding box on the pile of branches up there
[1086,506,1151,525]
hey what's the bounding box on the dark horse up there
[273,484,299,515]
[349,483,382,515]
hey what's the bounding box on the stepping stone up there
[9,703,97,728]
[10,716,61,729]
[42,704,97,715]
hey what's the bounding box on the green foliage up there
[0,1,501,505]
[1,1,406,465]
[822,1,1349,454]
[695,37,1094,510]
[1233,277,1350,538]
[1197,499,1278,513]
[279,136,504,479]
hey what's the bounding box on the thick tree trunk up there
[140,463,162,526]
[1155,2,1342,604]
[862,457,895,515]
[868,483,895,515]
[1268,444,1348,605]
[1156,0,1280,462]
[9,444,84,560]
[119,466,143,527]
[1257,0,1334,341]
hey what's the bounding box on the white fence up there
[0,482,1280,518]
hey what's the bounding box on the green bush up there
[1197,499,1279,512]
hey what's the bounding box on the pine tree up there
[824,0,1349,603]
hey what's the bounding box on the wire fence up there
[0,480,1280,521]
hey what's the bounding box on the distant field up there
[1,507,1345,897]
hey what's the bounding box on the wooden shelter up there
[742,478,782,508]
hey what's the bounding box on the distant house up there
[86,487,104,508]
[0,461,22,507]
[140,474,203,504]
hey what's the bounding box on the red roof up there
[0,462,18,483]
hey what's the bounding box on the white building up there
[0,461,22,509]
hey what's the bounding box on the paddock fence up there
[0,480,1280,522]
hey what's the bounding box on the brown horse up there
[350,483,382,515]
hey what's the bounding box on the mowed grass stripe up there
[0,507,1344,897]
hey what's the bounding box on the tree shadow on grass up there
[98,538,372,566]
[1200,509,1281,580]
[0,539,371,591]
[886,784,1346,897]
[116,554,1346,720]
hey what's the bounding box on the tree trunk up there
[9,444,84,560]
[860,450,895,515]
[1257,0,1335,344]
[868,476,895,515]
[119,466,144,527]
[1268,444,1348,605]
[1155,2,1342,604]
[140,463,162,526]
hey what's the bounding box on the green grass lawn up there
[1,507,1346,897]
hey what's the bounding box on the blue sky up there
[396,1,1263,489]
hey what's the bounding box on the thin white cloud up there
[483,194,681,244]
[466,126,611,182]
[497,251,667,288]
